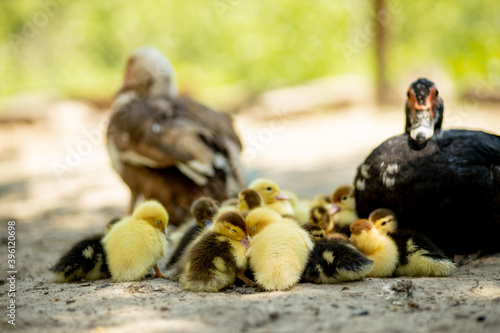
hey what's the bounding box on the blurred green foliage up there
[0,0,499,106]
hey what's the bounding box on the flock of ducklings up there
[51,178,456,292]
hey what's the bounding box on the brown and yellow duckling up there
[237,189,264,216]
[180,211,254,292]
[165,197,219,269]
[329,185,359,236]
[369,208,456,276]
[350,219,399,278]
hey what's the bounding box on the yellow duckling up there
[350,219,398,278]
[102,200,169,282]
[246,207,313,291]
[249,178,294,216]
[180,211,254,292]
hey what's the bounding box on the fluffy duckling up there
[249,178,294,216]
[309,206,348,240]
[103,200,169,282]
[246,207,313,291]
[350,219,399,278]
[309,206,332,233]
[165,197,219,269]
[330,185,359,236]
[50,218,119,283]
[238,189,264,215]
[369,208,398,234]
[180,211,254,292]
[300,224,374,284]
[369,208,456,276]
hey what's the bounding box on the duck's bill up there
[275,192,290,200]
[410,110,435,144]
[328,203,340,216]
[240,237,250,249]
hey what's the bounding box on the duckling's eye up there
[407,90,411,98]
[342,196,348,201]
[435,89,439,96]
[207,207,212,215]
[250,226,256,232]
[381,221,387,226]
[156,220,162,225]
[266,187,272,191]
[231,229,237,234]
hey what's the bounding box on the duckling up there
[238,189,264,215]
[309,206,331,232]
[330,185,359,236]
[282,190,311,223]
[350,219,399,278]
[369,208,456,276]
[50,218,119,283]
[180,211,254,292]
[103,200,169,282]
[246,207,313,291]
[369,208,398,234]
[249,178,294,216]
[309,206,348,240]
[300,224,374,284]
[165,197,219,269]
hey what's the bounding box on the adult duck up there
[107,46,244,226]
[354,78,500,259]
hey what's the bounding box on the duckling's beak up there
[240,237,250,249]
[328,203,340,216]
[203,219,213,228]
[275,192,290,200]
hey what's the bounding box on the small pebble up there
[352,309,369,316]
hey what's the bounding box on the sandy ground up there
[1,98,500,333]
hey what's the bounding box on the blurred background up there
[1,0,500,229]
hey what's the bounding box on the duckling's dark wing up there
[320,239,373,275]
[165,224,203,269]
[389,229,451,261]
[50,235,106,280]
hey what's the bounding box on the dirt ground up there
[1,97,500,333]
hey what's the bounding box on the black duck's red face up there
[405,78,443,144]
